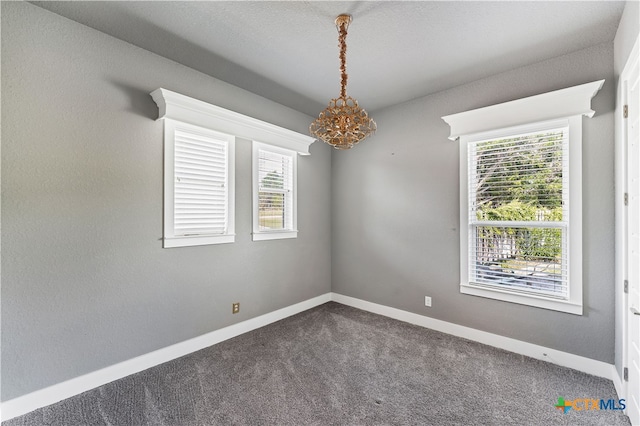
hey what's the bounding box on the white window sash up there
[467,123,569,298]
[459,116,583,315]
[252,141,298,241]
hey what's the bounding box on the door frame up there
[616,33,640,424]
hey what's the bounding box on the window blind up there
[257,149,293,231]
[468,127,569,299]
[174,128,228,236]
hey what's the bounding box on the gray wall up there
[614,0,639,380]
[332,43,616,363]
[1,2,331,401]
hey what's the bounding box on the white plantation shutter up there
[174,129,229,235]
[468,126,569,299]
[163,120,235,248]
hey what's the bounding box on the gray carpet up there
[4,302,631,425]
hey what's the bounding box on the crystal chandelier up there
[310,14,376,150]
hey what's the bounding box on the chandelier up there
[310,14,376,150]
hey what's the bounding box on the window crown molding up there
[441,80,604,141]
[151,88,315,155]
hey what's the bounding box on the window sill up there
[163,234,235,248]
[460,282,582,315]
[252,230,298,241]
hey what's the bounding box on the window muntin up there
[468,127,569,300]
[252,142,297,241]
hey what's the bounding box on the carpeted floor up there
[4,302,631,425]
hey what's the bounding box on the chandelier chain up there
[338,21,348,99]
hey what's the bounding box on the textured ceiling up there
[31,1,625,116]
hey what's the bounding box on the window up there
[151,88,315,248]
[163,120,235,247]
[252,142,297,241]
[466,120,572,305]
[443,80,604,314]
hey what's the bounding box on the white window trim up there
[151,88,315,155]
[459,118,581,314]
[442,80,604,140]
[163,119,235,248]
[252,141,298,241]
[442,80,604,315]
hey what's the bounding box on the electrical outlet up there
[232,302,240,314]
[424,296,432,307]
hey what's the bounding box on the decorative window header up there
[441,80,605,315]
[441,80,604,141]
[151,88,316,155]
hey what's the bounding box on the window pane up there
[259,151,292,192]
[471,130,566,223]
[259,192,285,230]
[471,225,567,298]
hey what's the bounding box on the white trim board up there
[0,293,332,422]
[151,88,315,155]
[330,293,618,382]
[612,365,625,402]
[441,79,604,141]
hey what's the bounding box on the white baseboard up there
[331,293,617,381]
[611,364,625,400]
[0,293,332,422]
